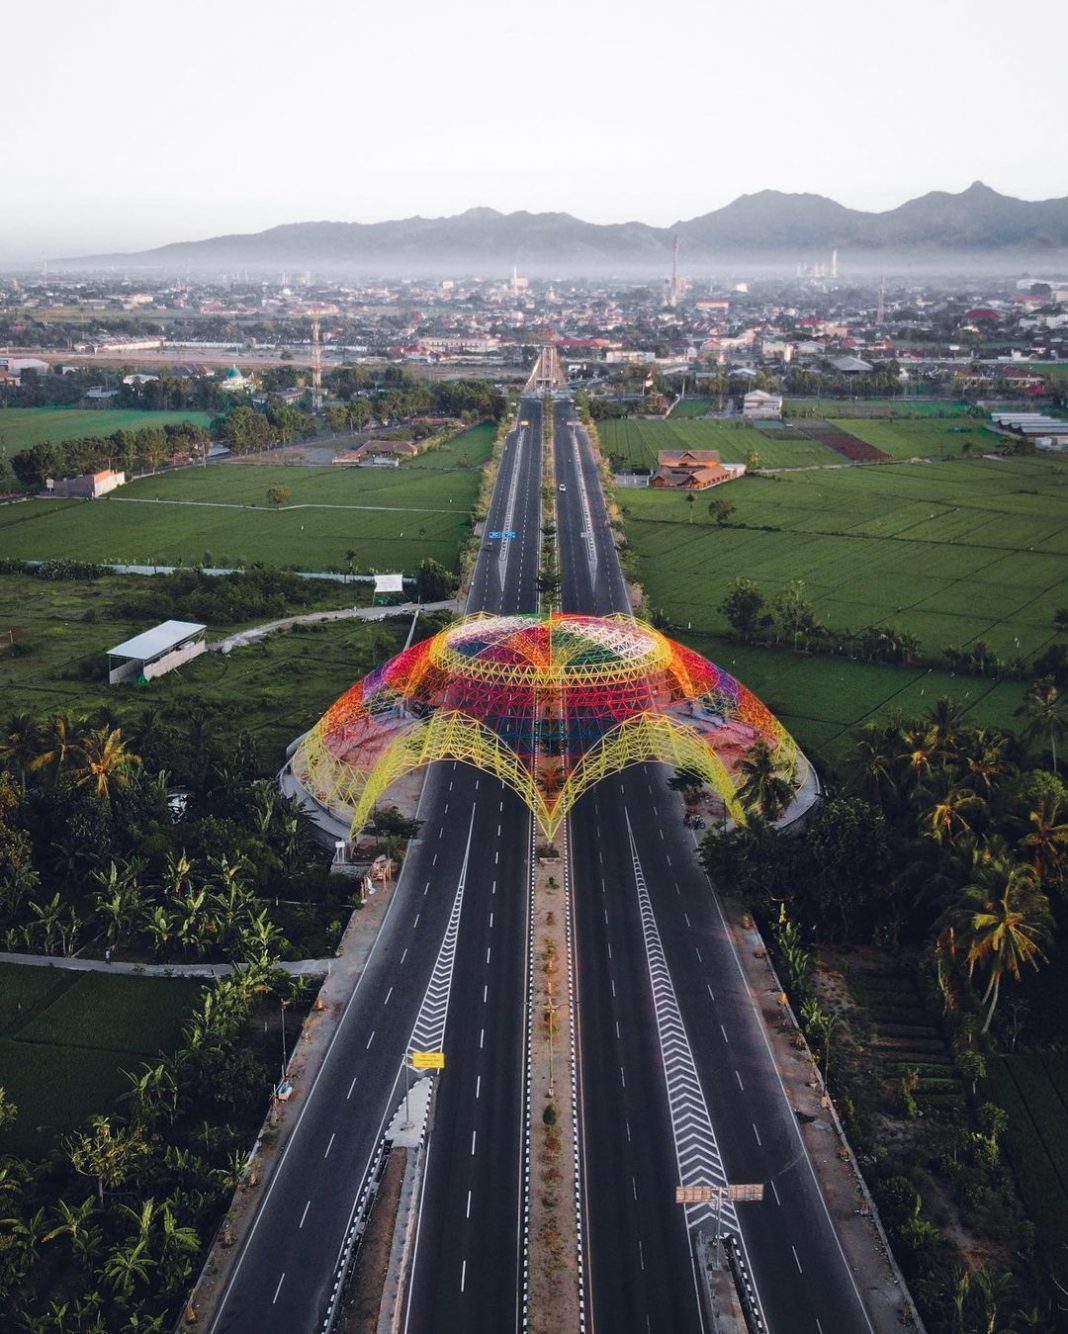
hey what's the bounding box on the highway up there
[209,398,543,1334]
[402,395,543,1333]
[553,398,872,1332]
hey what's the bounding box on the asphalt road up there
[209,399,542,1334]
[553,399,872,1333]
[403,398,543,1333]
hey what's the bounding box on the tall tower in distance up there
[311,317,323,412]
[876,277,886,326]
[668,235,680,308]
[831,247,838,280]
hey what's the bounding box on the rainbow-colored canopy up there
[293,612,800,837]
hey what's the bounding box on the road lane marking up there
[626,1120,632,1142]
[720,1024,729,1043]
[695,947,703,963]
[735,1071,745,1090]
[347,1078,356,1099]
[466,1190,472,1218]
[476,1075,481,1099]
[684,913,691,928]
[632,1176,638,1199]
[770,1180,781,1206]
[752,1123,762,1146]
[792,1245,803,1274]
[489,912,494,928]
[639,1239,645,1270]
[366,1031,375,1049]
[384,986,393,1006]
[461,1259,467,1292]
[707,984,715,1001]
[325,1132,335,1158]
[611,979,616,997]
[483,984,488,1003]
[272,1274,285,1304]
[486,947,492,964]
[299,1200,310,1229]
[480,1027,485,1048]
[413,913,420,928]
[471,1130,477,1155]
[620,1065,626,1088]
[400,948,408,964]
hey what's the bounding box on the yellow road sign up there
[411,1051,445,1070]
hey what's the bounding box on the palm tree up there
[939,851,1053,1032]
[71,726,141,800]
[921,787,984,846]
[735,739,796,822]
[965,727,1016,795]
[852,722,903,807]
[1021,795,1068,888]
[29,714,81,783]
[1017,677,1068,773]
[0,713,41,785]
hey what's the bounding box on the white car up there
[559,483,567,492]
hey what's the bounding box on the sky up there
[3,0,1066,262]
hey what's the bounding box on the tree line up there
[717,576,1068,684]
[11,423,211,489]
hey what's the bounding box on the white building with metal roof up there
[107,620,207,685]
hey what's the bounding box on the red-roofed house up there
[649,449,745,490]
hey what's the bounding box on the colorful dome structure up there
[292,612,805,838]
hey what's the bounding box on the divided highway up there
[553,398,872,1333]
[210,399,543,1334]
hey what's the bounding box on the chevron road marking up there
[408,804,477,1056]
[623,811,768,1332]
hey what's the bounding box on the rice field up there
[620,452,1067,763]
[0,423,495,574]
[599,417,836,470]
[0,407,214,456]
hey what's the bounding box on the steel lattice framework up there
[292,613,802,838]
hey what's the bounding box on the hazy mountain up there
[58,184,1068,275]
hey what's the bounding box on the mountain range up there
[60,183,1068,275]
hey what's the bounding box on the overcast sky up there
[3,0,1065,262]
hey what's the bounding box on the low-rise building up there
[649,449,745,490]
[48,469,125,499]
[742,389,783,419]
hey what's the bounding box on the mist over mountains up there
[59,183,1068,276]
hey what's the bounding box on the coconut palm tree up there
[1021,795,1068,888]
[921,787,985,846]
[0,713,41,785]
[29,714,81,783]
[735,739,796,822]
[964,728,1016,795]
[71,726,141,800]
[1017,677,1068,774]
[939,851,1053,1032]
[852,722,904,807]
